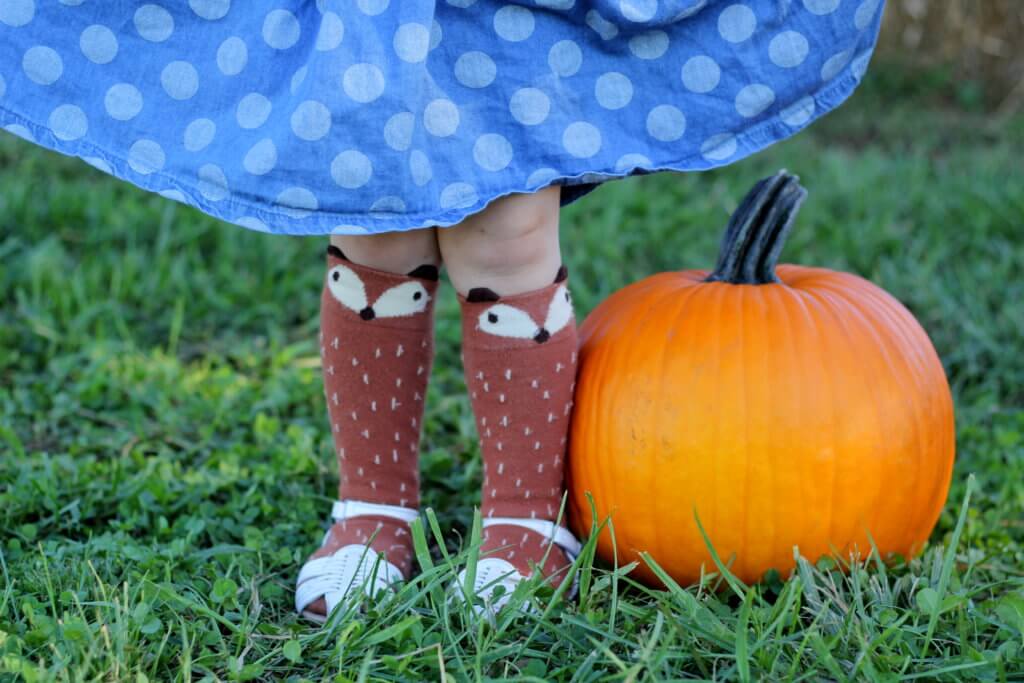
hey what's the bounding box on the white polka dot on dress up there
[717,4,755,43]
[290,66,308,95]
[189,0,230,21]
[127,139,165,174]
[769,31,809,68]
[423,98,459,137]
[0,0,34,27]
[734,83,774,117]
[780,95,815,126]
[562,121,601,158]
[821,49,853,81]
[134,5,174,43]
[851,51,872,79]
[357,0,390,16]
[628,30,669,59]
[526,167,558,187]
[585,10,618,41]
[161,61,199,100]
[410,150,432,186]
[235,216,269,232]
[473,133,513,172]
[198,163,229,201]
[509,88,550,125]
[369,196,406,214]
[291,100,331,141]
[439,182,478,209]
[342,63,386,103]
[216,36,247,75]
[262,9,300,50]
[104,83,143,121]
[23,46,62,85]
[393,23,430,63]
[48,104,87,141]
[701,133,737,161]
[454,51,496,89]
[316,12,344,51]
[430,19,443,49]
[159,189,186,202]
[802,0,839,15]
[646,104,685,141]
[619,0,657,22]
[331,150,373,189]
[80,25,118,64]
[493,5,535,42]
[548,40,582,77]
[183,118,216,151]
[680,55,720,93]
[383,111,414,151]
[614,153,652,172]
[243,138,277,175]
[84,157,111,174]
[595,72,633,110]
[4,124,35,142]
[855,0,882,30]
[236,92,271,128]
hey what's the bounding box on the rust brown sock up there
[312,245,439,583]
[458,267,578,584]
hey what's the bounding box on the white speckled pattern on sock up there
[301,247,439,618]
[458,267,578,584]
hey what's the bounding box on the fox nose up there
[533,328,550,344]
[359,306,376,321]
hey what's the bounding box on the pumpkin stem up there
[705,170,808,285]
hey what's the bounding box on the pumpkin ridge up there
[818,281,953,548]
[801,283,897,555]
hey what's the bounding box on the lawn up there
[1,62,1023,681]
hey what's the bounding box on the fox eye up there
[413,291,422,301]
[564,291,570,302]
[488,313,498,323]
[332,271,340,281]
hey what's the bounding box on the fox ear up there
[467,287,501,303]
[407,264,440,281]
[326,245,348,261]
[554,265,568,283]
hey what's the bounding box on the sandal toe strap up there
[482,517,583,559]
[294,545,404,615]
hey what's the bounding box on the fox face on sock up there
[466,267,574,345]
[325,245,439,322]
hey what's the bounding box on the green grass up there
[2,65,1023,681]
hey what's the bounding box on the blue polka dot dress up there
[0,0,884,235]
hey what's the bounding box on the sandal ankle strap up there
[482,517,583,558]
[331,499,420,524]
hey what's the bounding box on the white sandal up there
[452,517,583,619]
[295,499,420,623]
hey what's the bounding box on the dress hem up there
[0,53,871,237]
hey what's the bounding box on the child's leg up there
[438,186,580,602]
[296,228,441,619]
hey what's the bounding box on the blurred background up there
[877,0,1022,114]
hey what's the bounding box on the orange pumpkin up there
[567,171,955,587]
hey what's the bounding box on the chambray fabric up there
[0,0,884,235]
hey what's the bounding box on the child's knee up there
[440,186,562,290]
[329,228,440,275]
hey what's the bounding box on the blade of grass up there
[922,473,974,658]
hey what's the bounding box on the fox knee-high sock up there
[458,266,578,580]
[315,245,439,578]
